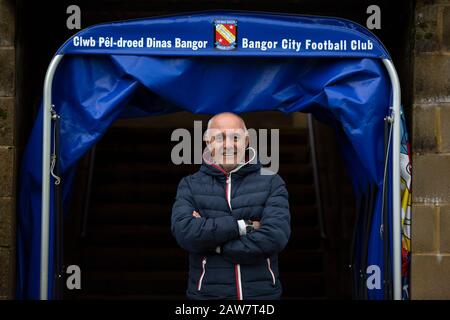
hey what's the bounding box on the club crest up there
[214,19,237,50]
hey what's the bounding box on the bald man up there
[171,112,291,300]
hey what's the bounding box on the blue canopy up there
[17,11,401,300]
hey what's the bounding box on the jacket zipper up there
[225,172,243,300]
[226,173,232,210]
[206,163,244,300]
[197,256,207,291]
[267,258,276,285]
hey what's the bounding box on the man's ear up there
[204,131,213,152]
[245,134,249,148]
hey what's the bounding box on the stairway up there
[66,124,327,300]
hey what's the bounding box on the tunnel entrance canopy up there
[16,11,411,300]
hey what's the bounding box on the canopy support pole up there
[41,54,64,300]
[382,59,402,301]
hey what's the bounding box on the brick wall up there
[0,0,15,299]
[412,0,450,300]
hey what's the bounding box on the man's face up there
[205,116,249,170]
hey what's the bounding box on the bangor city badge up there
[214,19,237,50]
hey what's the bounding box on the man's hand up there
[192,210,201,218]
[251,220,261,230]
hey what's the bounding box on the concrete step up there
[92,163,314,185]
[84,224,322,250]
[90,182,316,205]
[81,247,188,271]
[80,247,323,273]
[280,272,325,297]
[88,203,320,227]
[79,270,325,297]
[81,270,187,295]
[68,293,188,300]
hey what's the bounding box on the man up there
[171,112,291,300]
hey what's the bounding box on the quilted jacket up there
[171,148,291,300]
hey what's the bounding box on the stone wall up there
[0,0,15,300]
[412,0,450,300]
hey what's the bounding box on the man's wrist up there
[244,220,255,234]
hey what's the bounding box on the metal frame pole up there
[382,59,402,301]
[41,54,64,300]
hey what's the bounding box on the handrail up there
[81,145,97,238]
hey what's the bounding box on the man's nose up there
[223,136,236,149]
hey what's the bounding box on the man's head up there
[204,112,249,172]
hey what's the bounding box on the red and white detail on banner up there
[215,24,236,46]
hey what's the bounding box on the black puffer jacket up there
[171,150,291,300]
